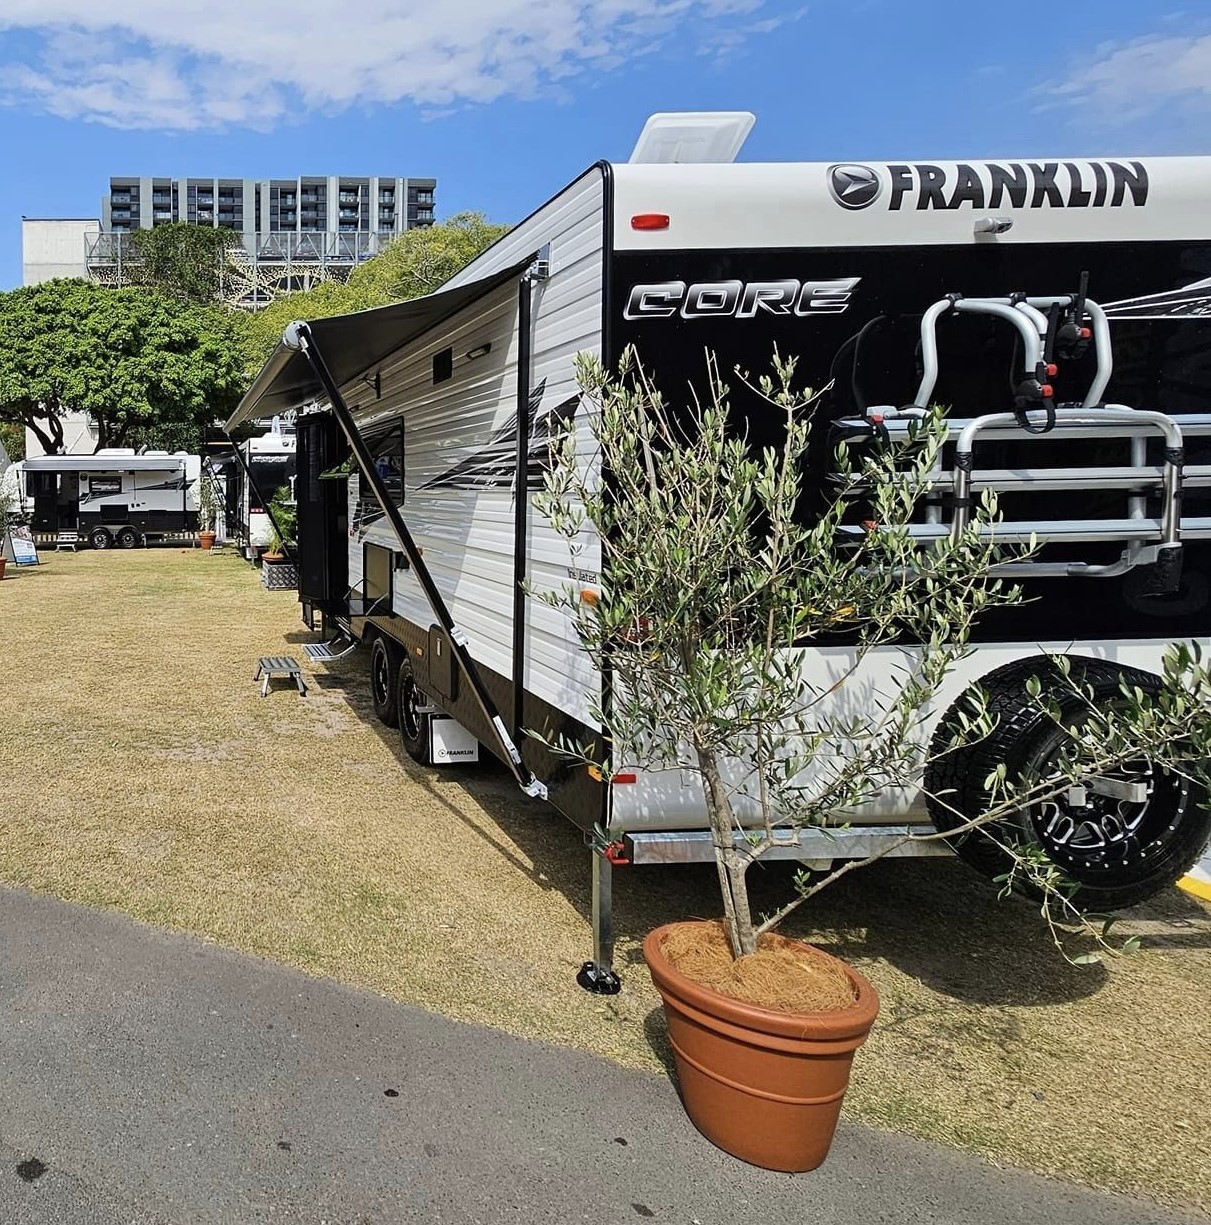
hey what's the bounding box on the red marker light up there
[631,213,670,231]
[1041,384,1054,399]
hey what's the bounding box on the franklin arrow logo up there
[828,164,882,210]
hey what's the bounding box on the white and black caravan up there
[228,114,1211,988]
[21,450,200,548]
[224,428,297,555]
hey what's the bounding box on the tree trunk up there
[696,746,758,958]
[23,411,63,455]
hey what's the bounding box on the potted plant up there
[262,484,297,563]
[538,350,1211,1171]
[197,469,219,551]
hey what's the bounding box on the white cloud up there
[0,0,773,130]
[1040,31,1211,123]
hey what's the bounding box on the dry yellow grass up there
[1,548,1208,1211]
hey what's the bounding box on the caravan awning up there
[226,256,535,431]
[22,455,186,472]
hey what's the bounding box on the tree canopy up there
[239,212,511,373]
[0,279,248,455]
[347,211,510,304]
[127,223,243,304]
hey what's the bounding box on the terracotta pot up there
[644,921,879,1172]
[198,530,217,551]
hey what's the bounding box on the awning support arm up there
[285,320,549,802]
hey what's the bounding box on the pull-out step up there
[303,634,358,662]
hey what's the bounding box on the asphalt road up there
[0,886,1201,1225]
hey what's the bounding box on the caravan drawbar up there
[230,120,1211,988]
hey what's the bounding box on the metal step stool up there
[55,531,80,551]
[254,656,307,698]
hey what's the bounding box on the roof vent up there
[628,112,756,165]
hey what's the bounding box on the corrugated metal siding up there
[345,169,606,729]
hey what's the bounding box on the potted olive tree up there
[538,350,1211,1172]
[197,471,219,551]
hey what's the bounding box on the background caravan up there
[20,451,200,549]
[225,426,297,557]
[228,116,1211,988]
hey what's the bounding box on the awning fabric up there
[225,256,534,431]
[23,455,186,472]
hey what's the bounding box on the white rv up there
[21,450,200,548]
[225,429,297,554]
[229,115,1211,986]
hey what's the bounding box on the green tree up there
[238,213,511,373]
[128,223,243,304]
[0,279,247,455]
[348,212,510,304]
[0,421,22,462]
[239,277,372,376]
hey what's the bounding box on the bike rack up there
[836,284,1191,589]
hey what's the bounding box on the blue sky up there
[1,0,1209,289]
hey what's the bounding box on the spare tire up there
[925,654,1211,911]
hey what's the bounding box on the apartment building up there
[85,174,437,306]
[102,176,436,240]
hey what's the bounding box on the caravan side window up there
[26,471,55,498]
[368,418,405,505]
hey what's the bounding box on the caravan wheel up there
[369,636,400,727]
[926,655,1211,912]
[116,527,140,549]
[397,655,432,765]
[89,527,113,550]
